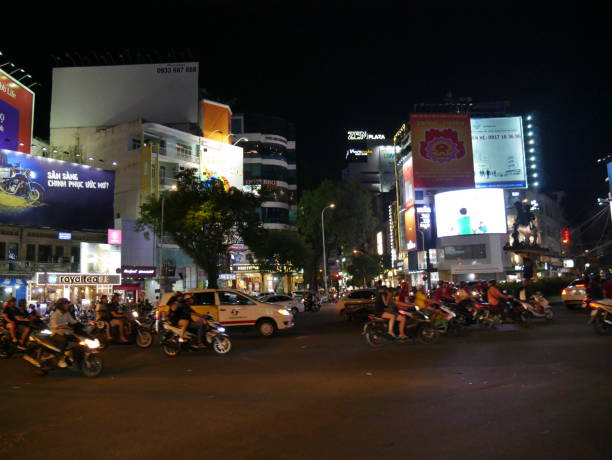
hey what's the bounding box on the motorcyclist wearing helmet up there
[49,298,78,367]
[108,293,129,343]
[2,297,34,350]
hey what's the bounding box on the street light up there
[159,184,178,295]
[233,137,248,146]
[321,203,335,300]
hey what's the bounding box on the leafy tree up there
[137,169,261,289]
[346,253,383,288]
[297,180,377,285]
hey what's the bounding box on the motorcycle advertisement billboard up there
[434,188,506,238]
[410,114,475,189]
[0,150,115,230]
[471,117,527,189]
[0,69,35,153]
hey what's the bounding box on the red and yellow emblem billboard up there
[0,69,34,153]
[410,114,475,188]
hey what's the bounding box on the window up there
[276,296,291,301]
[26,244,35,262]
[219,291,255,306]
[443,244,487,260]
[7,243,18,260]
[176,142,192,157]
[71,246,80,264]
[193,292,215,305]
[349,290,374,300]
[55,246,64,261]
[38,245,52,262]
[0,242,5,259]
[131,138,141,150]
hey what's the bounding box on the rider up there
[381,287,408,340]
[108,293,129,343]
[184,294,206,348]
[49,298,78,368]
[168,294,192,342]
[95,295,113,340]
[2,297,33,350]
[454,282,476,319]
[373,281,386,316]
[487,280,511,317]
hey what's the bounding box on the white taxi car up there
[561,279,587,309]
[158,289,294,337]
[259,294,303,315]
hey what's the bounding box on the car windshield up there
[569,279,586,287]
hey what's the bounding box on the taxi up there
[158,289,294,337]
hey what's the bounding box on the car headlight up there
[277,308,291,316]
[132,311,139,318]
[217,327,226,333]
[82,338,100,349]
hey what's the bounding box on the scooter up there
[90,310,153,349]
[518,292,554,321]
[161,313,232,357]
[588,298,612,335]
[0,318,47,359]
[362,307,439,347]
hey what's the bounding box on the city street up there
[1,303,611,459]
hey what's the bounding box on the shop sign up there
[121,266,156,279]
[36,272,121,285]
[428,249,438,265]
[347,131,385,141]
[58,232,72,240]
[108,229,122,245]
[231,264,261,272]
[219,274,236,280]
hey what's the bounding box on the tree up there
[346,253,383,288]
[248,230,314,288]
[297,180,377,285]
[137,169,261,289]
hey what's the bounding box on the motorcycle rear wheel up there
[0,338,13,359]
[81,354,104,378]
[417,326,439,345]
[212,336,232,355]
[364,323,386,348]
[544,309,554,321]
[162,337,181,357]
[593,315,611,335]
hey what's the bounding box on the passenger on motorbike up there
[95,295,112,340]
[183,294,206,349]
[454,282,477,319]
[49,298,78,367]
[487,280,511,317]
[381,287,408,340]
[2,297,33,350]
[108,293,129,343]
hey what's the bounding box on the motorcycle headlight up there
[217,327,226,333]
[29,171,37,179]
[277,308,291,316]
[41,329,52,335]
[132,311,139,318]
[82,338,100,349]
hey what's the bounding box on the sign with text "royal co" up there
[36,273,122,285]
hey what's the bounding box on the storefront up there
[0,278,29,302]
[28,272,122,309]
[115,266,156,303]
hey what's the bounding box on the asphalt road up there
[1,303,611,460]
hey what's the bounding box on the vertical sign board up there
[0,69,35,152]
[402,156,414,210]
[404,206,417,252]
[607,162,612,195]
[410,114,475,189]
[471,117,527,189]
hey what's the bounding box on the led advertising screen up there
[200,139,243,189]
[0,150,115,230]
[80,243,121,274]
[402,156,414,210]
[0,69,35,153]
[410,114,475,189]
[434,189,506,237]
[471,117,527,188]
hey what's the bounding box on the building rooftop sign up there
[347,131,385,141]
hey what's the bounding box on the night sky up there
[4,8,611,233]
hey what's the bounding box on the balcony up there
[151,144,199,165]
[0,260,77,276]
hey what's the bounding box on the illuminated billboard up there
[434,189,506,237]
[0,69,35,153]
[410,114,475,188]
[200,139,243,189]
[401,156,414,209]
[471,117,527,188]
[80,243,121,274]
[0,150,115,230]
[403,207,417,251]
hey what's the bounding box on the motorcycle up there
[23,323,104,378]
[303,296,321,312]
[161,313,232,357]
[519,292,554,322]
[363,307,439,347]
[0,165,45,203]
[430,304,462,337]
[90,310,153,349]
[0,317,47,359]
[589,298,612,335]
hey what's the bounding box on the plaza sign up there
[36,272,122,285]
[347,131,386,141]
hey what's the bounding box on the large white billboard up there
[80,243,121,275]
[471,117,527,189]
[435,189,507,237]
[200,139,243,189]
[51,62,199,128]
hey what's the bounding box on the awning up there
[113,284,142,291]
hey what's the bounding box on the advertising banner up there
[410,114,475,188]
[434,189,506,237]
[404,206,417,252]
[608,162,612,195]
[471,117,527,188]
[200,139,243,190]
[0,69,35,153]
[402,156,414,209]
[80,243,121,274]
[0,150,115,230]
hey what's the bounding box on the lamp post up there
[416,229,430,290]
[233,137,248,146]
[321,203,335,300]
[158,185,177,295]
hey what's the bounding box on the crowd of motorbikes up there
[362,285,555,348]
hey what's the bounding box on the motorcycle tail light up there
[589,303,598,309]
[561,289,567,296]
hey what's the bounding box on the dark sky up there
[4,8,611,229]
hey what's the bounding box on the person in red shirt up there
[398,281,411,303]
[487,280,511,315]
[603,276,612,299]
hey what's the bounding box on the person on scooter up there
[454,282,476,320]
[381,287,408,340]
[184,294,206,348]
[373,281,387,316]
[95,295,112,340]
[108,293,129,343]
[487,280,511,318]
[168,294,192,343]
[49,298,78,368]
[2,297,32,350]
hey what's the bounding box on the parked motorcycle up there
[0,165,45,203]
[363,307,439,347]
[161,314,232,357]
[90,311,153,349]
[23,323,103,377]
[589,298,612,335]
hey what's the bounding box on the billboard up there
[608,162,612,195]
[434,189,506,237]
[404,206,417,251]
[0,69,35,153]
[410,114,475,188]
[200,139,243,189]
[471,117,527,188]
[402,156,414,209]
[80,243,121,274]
[51,62,199,129]
[0,150,115,230]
